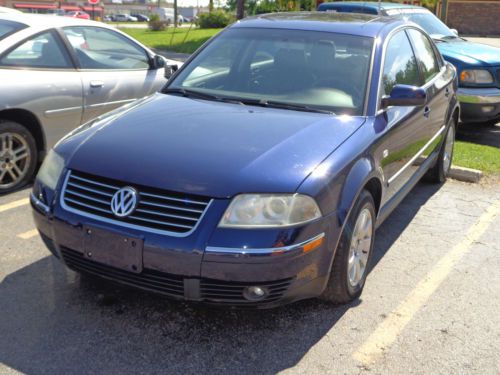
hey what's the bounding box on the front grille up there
[61,170,212,235]
[200,278,293,306]
[61,247,185,298]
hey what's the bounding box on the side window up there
[0,30,72,69]
[407,29,440,83]
[63,27,149,70]
[382,30,421,96]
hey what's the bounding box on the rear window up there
[0,20,27,41]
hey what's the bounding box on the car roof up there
[319,1,425,11]
[233,12,406,38]
[0,13,113,29]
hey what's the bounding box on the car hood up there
[65,94,365,198]
[437,40,500,66]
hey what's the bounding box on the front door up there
[61,26,165,123]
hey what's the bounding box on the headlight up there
[37,150,65,190]
[219,194,322,228]
[460,69,494,84]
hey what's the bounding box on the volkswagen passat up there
[32,13,459,308]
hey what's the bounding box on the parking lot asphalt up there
[0,176,499,374]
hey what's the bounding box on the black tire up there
[321,190,376,304]
[0,120,38,194]
[425,118,456,183]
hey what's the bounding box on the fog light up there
[481,105,494,113]
[243,286,269,301]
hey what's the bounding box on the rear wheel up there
[321,190,376,304]
[0,121,38,194]
[426,119,455,183]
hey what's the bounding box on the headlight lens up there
[460,69,494,84]
[219,194,322,228]
[37,150,65,190]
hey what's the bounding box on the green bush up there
[148,13,169,31]
[198,10,234,29]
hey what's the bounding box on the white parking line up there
[17,229,39,240]
[353,200,500,365]
[0,198,29,214]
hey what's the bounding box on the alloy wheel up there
[0,132,31,190]
[347,207,373,288]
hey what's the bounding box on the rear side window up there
[381,30,421,95]
[407,29,440,83]
[0,20,27,41]
[0,30,72,69]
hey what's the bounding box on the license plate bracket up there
[83,226,143,273]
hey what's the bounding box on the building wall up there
[441,0,500,36]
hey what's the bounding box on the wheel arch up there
[0,109,46,161]
[338,156,383,227]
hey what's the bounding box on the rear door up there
[61,26,166,123]
[407,28,451,152]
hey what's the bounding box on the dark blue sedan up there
[31,12,459,307]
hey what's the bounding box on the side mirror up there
[152,55,166,69]
[381,84,426,109]
[450,28,459,36]
[164,63,178,79]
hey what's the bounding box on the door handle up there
[423,106,431,118]
[90,80,104,88]
[445,88,450,97]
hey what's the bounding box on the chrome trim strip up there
[67,181,114,197]
[84,98,137,110]
[140,200,205,214]
[70,174,119,191]
[140,191,209,206]
[457,87,500,104]
[65,189,110,205]
[60,171,214,238]
[205,233,325,256]
[388,125,446,185]
[135,208,198,222]
[30,193,50,215]
[44,106,82,118]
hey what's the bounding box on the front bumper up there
[457,87,500,123]
[31,193,339,308]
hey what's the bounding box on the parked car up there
[152,8,183,25]
[65,11,90,20]
[130,14,149,22]
[0,6,21,13]
[112,14,137,22]
[32,12,458,308]
[0,13,176,193]
[102,15,112,22]
[318,2,500,125]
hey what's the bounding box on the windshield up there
[394,11,455,39]
[0,20,26,41]
[167,28,374,116]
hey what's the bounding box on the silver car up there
[0,14,172,193]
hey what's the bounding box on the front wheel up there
[321,190,376,304]
[0,121,38,194]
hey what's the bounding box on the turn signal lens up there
[460,69,493,84]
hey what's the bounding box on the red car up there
[65,11,90,20]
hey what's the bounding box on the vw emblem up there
[111,187,139,218]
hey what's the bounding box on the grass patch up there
[120,27,223,54]
[454,141,500,174]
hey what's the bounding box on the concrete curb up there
[449,165,483,183]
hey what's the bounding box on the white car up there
[0,14,179,193]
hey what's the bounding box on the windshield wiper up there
[163,87,222,101]
[238,98,334,115]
